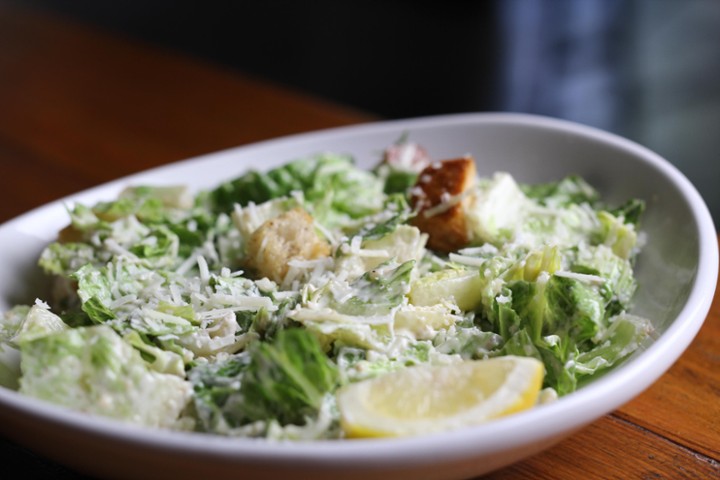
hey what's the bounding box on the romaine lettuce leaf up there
[189,328,338,433]
[209,153,385,231]
[494,272,644,395]
[19,325,192,428]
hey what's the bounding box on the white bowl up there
[0,113,716,479]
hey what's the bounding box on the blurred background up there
[8,0,720,223]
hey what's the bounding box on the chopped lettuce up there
[189,328,339,436]
[488,269,643,395]
[18,325,192,429]
[209,153,385,231]
[521,175,599,208]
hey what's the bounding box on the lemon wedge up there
[337,356,544,438]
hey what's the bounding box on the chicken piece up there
[245,207,331,283]
[409,156,477,252]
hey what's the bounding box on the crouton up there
[57,224,84,244]
[245,207,331,283]
[409,157,477,252]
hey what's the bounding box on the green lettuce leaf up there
[19,325,192,428]
[189,328,338,432]
[208,153,385,230]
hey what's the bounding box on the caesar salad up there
[0,138,652,439]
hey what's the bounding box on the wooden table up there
[1,5,718,479]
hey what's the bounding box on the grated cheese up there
[554,270,606,285]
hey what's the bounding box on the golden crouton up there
[245,207,331,283]
[409,157,477,252]
[57,224,84,244]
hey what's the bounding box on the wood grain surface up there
[0,5,718,479]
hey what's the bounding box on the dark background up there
[8,0,720,223]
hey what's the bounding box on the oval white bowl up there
[0,113,716,479]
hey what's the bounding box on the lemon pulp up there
[337,355,544,438]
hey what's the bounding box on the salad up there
[0,138,652,440]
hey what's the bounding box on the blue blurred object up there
[498,0,627,132]
[498,0,720,224]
